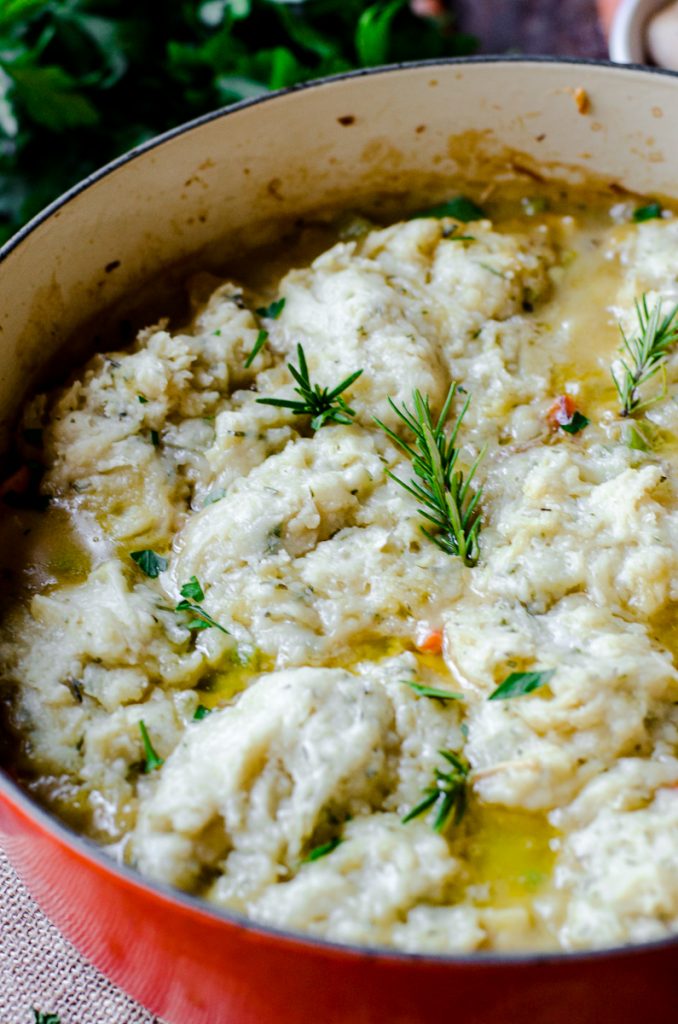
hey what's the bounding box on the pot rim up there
[1,54,677,969]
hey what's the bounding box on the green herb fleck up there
[410,195,486,222]
[403,680,464,701]
[375,382,484,566]
[244,328,269,368]
[138,720,163,773]
[633,201,662,222]
[137,394,148,404]
[150,429,160,447]
[402,750,469,832]
[256,298,285,320]
[32,1012,60,1024]
[130,549,167,579]
[256,343,362,431]
[303,837,343,862]
[181,576,204,602]
[488,669,555,701]
[193,704,212,721]
[176,577,229,634]
[559,410,589,435]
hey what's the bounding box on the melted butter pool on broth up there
[197,650,275,709]
[462,805,558,928]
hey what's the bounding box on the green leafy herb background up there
[0,0,475,243]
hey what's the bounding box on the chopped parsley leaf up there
[256,298,285,320]
[130,549,168,579]
[410,195,486,222]
[176,578,229,635]
[180,576,204,602]
[633,201,662,222]
[559,411,589,435]
[488,669,555,701]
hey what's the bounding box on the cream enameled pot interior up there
[0,59,677,444]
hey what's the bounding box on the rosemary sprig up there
[402,749,469,832]
[256,344,363,431]
[612,295,678,417]
[375,383,484,566]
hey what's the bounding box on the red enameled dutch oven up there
[0,58,677,1024]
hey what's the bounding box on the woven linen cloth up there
[0,846,165,1024]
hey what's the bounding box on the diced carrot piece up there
[416,627,444,656]
[0,465,30,497]
[547,394,577,429]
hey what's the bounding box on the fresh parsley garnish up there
[181,576,204,601]
[403,681,464,701]
[559,410,589,435]
[137,394,148,404]
[612,295,678,418]
[303,837,343,862]
[256,298,285,320]
[176,577,229,634]
[32,1012,60,1024]
[402,750,469,832]
[633,201,662,222]
[411,195,486,222]
[488,669,555,701]
[0,5,474,246]
[375,382,484,566]
[130,549,167,579]
[138,720,163,772]
[150,429,160,447]
[256,343,363,431]
[193,704,212,721]
[244,329,269,368]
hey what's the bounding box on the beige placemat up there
[0,846,165,1024]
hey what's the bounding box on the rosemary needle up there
[402,750,469,832]
[375,382,484,567]
[256,343,363,431]
[612,295,678,417]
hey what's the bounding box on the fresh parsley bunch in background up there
[0,0,474,243]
